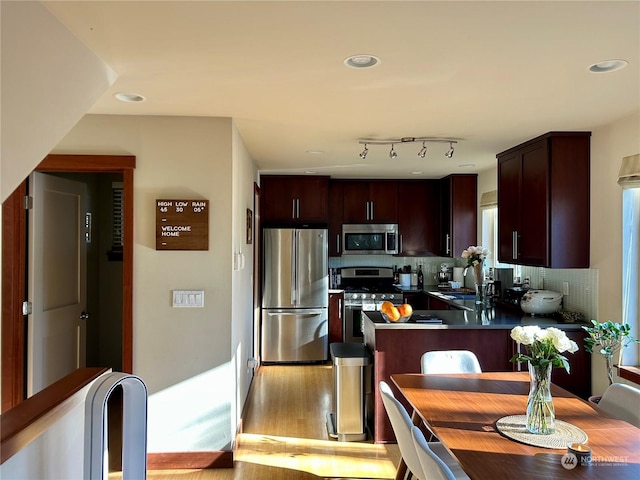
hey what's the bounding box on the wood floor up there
[112,364,400,480]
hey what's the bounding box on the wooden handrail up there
[1,367,110,464]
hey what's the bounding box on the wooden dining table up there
[391,372,640,479]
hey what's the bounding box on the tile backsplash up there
[329,256,599,320]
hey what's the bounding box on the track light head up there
[389,144,398,159]
[445,142,455,158]
[417,141,427,158]
[359,144,369,159]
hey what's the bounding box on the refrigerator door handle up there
[265,310,325,317]
[291,230,298,305]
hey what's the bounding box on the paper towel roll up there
[453,267,464,283]
[399,273,411,287]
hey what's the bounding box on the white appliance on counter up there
[520,290,563,315]
[261,228,328,362]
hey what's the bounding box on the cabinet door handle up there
[365,201,370,220]
[292,199,296,219]
[338,299,342,319]
[399,234,403,253]
[336,233,341,254]
[296,199,300,219]
[445,233,451,255]
[512,230,518,260]
[370,201,374,220]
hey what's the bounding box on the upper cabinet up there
[397,180,440,256]
[261,175,330,225]
[341,180,398,223]
[497,132,590,268]
[328,181,344,256]
[439,174,478,257]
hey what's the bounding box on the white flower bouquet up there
[510,325,579,373]
[461,245,490,272]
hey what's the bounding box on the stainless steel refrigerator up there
[261,228,328,362]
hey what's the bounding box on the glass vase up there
[526,363,555,435]
[472,263,486,304]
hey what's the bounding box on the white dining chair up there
[420,350,482,374]
[380,381,425,480]
[380,381,471,480]
[411,425,470,480]
[596,383,640,428]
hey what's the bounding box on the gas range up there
[340,266,403,343]
[341,267,403,306]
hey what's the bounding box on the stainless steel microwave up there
[342,224,399,255]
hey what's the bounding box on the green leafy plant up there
[582,320,639,385]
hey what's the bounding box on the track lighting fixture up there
[445,142,455,158]
[357,137,458,159]
[417,141,427,158]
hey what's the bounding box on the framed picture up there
[246,208,253,244]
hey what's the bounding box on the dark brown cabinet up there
[328,291,344,344]
[328,181,344,256]
[439,174,477,257]
[341,180,398,223]
[261,175,330,225]
[402,291,427,309]
[497,132,590,268]
[397,180,440,256]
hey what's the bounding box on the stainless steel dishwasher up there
[326,342,372,441]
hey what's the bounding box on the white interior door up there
[28,172,88,396]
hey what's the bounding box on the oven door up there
[344,300,376,342]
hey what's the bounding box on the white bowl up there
[448,281,462,289]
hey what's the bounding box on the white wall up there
[0,1,116,203]
[0,374,106,480]
[230,122,259,429]
[52,114,256,451]
[590,111,640,393]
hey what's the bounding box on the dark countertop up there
[363,308,586,330]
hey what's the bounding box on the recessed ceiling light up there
[113,92,146,103]
[588,59,628,73]
[306,150,324,155]
[411,171,424,175]
[458,164,475,168]
[305,170,317,174]
[344,54,381,69]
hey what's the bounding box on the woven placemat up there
[495,415,588,449]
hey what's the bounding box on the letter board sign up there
[156,199,209,250]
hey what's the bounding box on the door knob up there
[80,311,90,320]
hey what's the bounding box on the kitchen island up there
[363,307,591,443]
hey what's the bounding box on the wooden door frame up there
[1,154,135,412]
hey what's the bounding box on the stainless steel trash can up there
[326,342,371,441]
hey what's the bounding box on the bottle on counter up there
[417,265,424,289]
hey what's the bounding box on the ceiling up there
[44,1,640,179]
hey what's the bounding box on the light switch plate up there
[172,290,204,307]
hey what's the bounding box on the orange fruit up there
[386,306,401,322]
[380,301,394,316]
[397,304,413,317]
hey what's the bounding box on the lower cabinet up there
[402,292,427,310]
[328,291,344,344]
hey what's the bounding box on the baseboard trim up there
[147,451,233,469]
